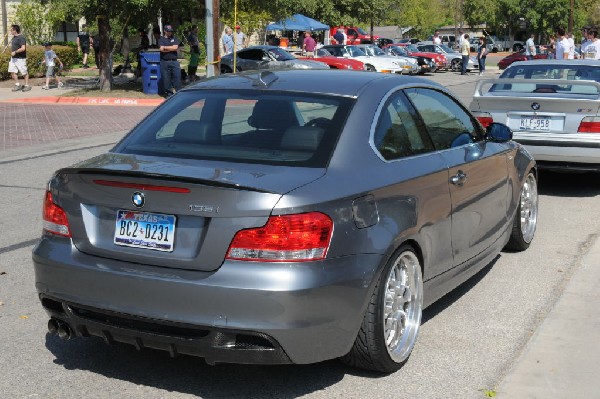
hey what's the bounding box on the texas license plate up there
[114,210,176,252]
[520,116,550,131]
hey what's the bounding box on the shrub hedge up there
[0,45,78,81]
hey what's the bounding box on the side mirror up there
[486,122,512,142]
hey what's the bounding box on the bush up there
[0,44,78,80]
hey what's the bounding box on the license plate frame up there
[114,210,176,252]
[520,115,550,131]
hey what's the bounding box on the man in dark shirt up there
[8,25,31,91]
[158,25,182,97]
[77,24,92,68]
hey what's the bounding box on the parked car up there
[296,48,366,70]
[384,45,437,74]
[35,69,537,373]
[220,45,329,73]
[330,26,379,44]
[470,59,600,171]
[486,36,525,52]
[375,37,395,48]
[417,43,478,72]
[353,44,420,75]
[423,34,456,48]
[497,46,549,70]
[396,37,421,44]
[321,44,405,73]
[386,43,448,71]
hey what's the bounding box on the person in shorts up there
[8,24,31,92]
[187,25,200,81]
[77,24,92,68]
[41,42,64,90]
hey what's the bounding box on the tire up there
[220,65,233,74]
[365,64,377,72]
[341,245,423,373]
[492,48,498,53]
[451,59,461,72]
[505,172,538,251]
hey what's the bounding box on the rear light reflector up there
[578,117,600,133]
[472,112,493,128]
[93,180,190,193]
[226,212,333,262]
[43,191,71,237]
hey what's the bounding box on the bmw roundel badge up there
[531,102,541,111]
[132,192,145,208]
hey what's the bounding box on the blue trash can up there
[140,51,162,95]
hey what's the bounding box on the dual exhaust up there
[47,319,73,340]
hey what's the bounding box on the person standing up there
[433,30,441,45]
[477,36,487,76]
[222,27,234,55]
[187,25,200,81]
[525,33,536,60]
[77,24,92,68]
[580,26,591,56]
[303,31,317,57]
[567,32,575,59]
[460,33,470,75]
[41,42,64,90]
[583,28,600,60]
[8,25,31,92]
[546,35,556,59]
[234,25,247,50]
[158,24,182,97]
[555,28,569,60]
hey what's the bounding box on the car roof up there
[509,59,600,67]
[186,69,442,98]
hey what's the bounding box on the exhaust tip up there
[57,323,72,340]
[48,319,60,335]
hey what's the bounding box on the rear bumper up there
[513,133,600,169]
[33,237,382,365]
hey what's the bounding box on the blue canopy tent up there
[266,14,329,32]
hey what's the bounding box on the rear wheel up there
[220,65,233,74]
[341,245,423,373]
[451,59,461,72]
[505,172,538,251]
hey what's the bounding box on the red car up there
[386,43,448,71]
[297,48,365,70]
[331,26,379,45]
[497,46,549,70]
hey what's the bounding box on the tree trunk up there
[97,13,113,92]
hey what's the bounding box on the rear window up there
[114,90,354,167]
[492,64,600,95]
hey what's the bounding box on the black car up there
[384,45,437,74]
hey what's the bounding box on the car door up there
[371,90,454,280]
[405,87,511,267]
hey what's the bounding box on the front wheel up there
[365,64,377,72]
[340,245,423,373]
[451,59,461,72]
[505,172,538,251]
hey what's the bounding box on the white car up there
[353,44,420,75]
[321,44,408,74]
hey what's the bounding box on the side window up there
[373,91,435,161]
[405,88,479,150]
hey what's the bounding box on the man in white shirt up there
[566,32,575,59]
[584,28,600,60]
[555,27,569,59]
[525,33,536,60]
[433,31,441,45]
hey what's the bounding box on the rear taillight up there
[43,191,71,237]
[226,212,333,262]
[472,111,493,128]
[578,116,600,133]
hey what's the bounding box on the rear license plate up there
[114,210,176,252]
[520,116,550,131]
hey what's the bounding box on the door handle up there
[450,170,467,186]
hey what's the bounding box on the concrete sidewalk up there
[497,235,600,398]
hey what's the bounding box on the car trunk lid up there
[51,153,326,271]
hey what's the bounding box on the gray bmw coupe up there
[34,69,537,373]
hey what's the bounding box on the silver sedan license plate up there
[520,115,550,131]
[114,210,176,252]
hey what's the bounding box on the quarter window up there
[405,88,479,150]
[373,91,434,160]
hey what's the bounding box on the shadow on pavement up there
[538,170,600,198]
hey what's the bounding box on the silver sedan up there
[470,59,600,172]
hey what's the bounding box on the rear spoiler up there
[474,78,600,97]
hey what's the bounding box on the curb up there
[0,96,164,106]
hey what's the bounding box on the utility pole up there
[569,0,574,33]
[1,0,7,46]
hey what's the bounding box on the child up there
[42,42,64,89]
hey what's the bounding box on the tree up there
[13,0,68,44]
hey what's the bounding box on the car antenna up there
[253,71,278,87]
